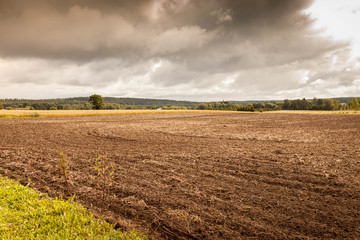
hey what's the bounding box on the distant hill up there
[0,97,200,109]
[230,97,360,104]
[102,97,198,107]
[332,97,360,103]
[230,100,280,105]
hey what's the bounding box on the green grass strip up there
[0,175,148,240]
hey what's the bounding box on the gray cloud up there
[0,0,358,100]
[0,0,319,60]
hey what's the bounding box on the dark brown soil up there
[0,112,359,239]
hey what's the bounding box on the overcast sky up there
[0,0,359,101]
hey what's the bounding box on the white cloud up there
[310,79,325,86]
[211,9,233,24]
[299,71,310,84]
[306,0,360,60]
[222,73,237,86]
[149,26,215,54]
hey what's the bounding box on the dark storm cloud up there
[0,0,357,100]
[0,0,321,61]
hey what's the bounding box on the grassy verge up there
[0,175,148,240]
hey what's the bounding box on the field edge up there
[0,174,148,240]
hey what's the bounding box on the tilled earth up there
[0,112,359,239]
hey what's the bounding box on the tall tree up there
[89,94,104,110]
[0,101,3,109]
[351,97,360,110]
[283,99,291,109]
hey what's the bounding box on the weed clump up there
[57,151,70,194]
[94,153,115,205]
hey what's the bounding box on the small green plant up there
[94,154,114,205]
[57,151,70,194]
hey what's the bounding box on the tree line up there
[0,96,197,110]
[0,96,359,111]
[282,97,359,111]
[190,97,359,111]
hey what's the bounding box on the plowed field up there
[0,112,359,239]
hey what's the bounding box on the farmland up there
[0,112,359,239]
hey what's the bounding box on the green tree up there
[351,97,360,111]
[253,102,265,109]
[283,99,291,109]
[0,101,3,109]
[89,94,104,110]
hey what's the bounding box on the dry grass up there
[1,109,358,118]
[0,109,228,118]
[270,110,360,114]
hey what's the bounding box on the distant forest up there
[0,97,195,110]
[0,96,359,111]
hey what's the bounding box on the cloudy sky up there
[0,0,359,101]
